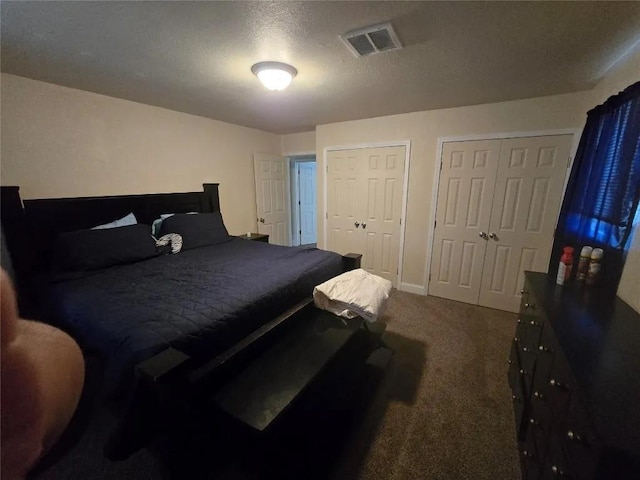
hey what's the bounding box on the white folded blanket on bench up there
[313,268,392,323]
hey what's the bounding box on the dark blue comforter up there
[47,238,343,394]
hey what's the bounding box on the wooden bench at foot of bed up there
[105,253,372,459]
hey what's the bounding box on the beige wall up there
[281,131,315,155]
[2,46,637,307]
[0,74,281,235]
[317,45,639,308]
[317,91,593,289]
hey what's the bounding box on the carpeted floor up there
[33,291,522,480]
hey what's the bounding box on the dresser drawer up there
[517,285,546,355]
[530,324,559,395]
[543,431,574,480]
[528,390,553,464]
[508,339,520,392]
[516,316,544,354]
[521,426,543,480]
[546,349,574,418]
[519,284,543,322]
[513,324,539,397]
[561,395,600,480]
[509,340,528,439]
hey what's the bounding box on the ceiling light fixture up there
[251,61,297,91]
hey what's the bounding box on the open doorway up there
[289,155,317,247]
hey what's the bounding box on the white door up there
[254,153,290,245]
[479,135,573,312]
[429,135,572,312]
[327,146,406,285]
[429,140,501,304]
[327,151,362,256]
[298,162,317,245]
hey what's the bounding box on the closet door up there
[479,135,573,312]
[361,146,406,284]
[429,140,501,304]
[326,146,406,285]
[327,150,363,257]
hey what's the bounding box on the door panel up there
[254,153,290,245]
[327,151,361,255]
[429,140,500,304]
[361,147,405,283]
[478,135,572,312]
[326,146,405,285]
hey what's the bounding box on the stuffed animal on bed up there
[1,269,85,479]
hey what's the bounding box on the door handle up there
[479,231,488,239]
[259,218,265,223]
[362,222,366,229]
[489,232,498,240]
[354,221,360,228]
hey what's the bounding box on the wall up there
[0,74,281,235]
[317,91,594,291]
[2,49,637,307]
[281,131,315,155]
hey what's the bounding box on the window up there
[561,82,640,249]
[552,81,640,287]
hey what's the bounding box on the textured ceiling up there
[2,1,640,134]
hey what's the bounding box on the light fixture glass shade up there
[251,62,297,91]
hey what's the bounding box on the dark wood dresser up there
[509,272,640,479]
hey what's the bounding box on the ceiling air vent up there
[340,22,402,57]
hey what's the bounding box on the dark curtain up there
[550,81,640,291]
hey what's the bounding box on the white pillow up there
[91,212,137,230]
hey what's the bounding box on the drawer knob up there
[519,368,528,376]
[529,320,543,327]
[524,303,535,310]
[529,417,540,426]
[533,391,544,400]
[567,430,586,444]
[539,344,553,354]
[523,449,535,458]
[551,465,572,477]
[512,395,522,403]
[514,336,520,343]
[517,318,523,324]
[507,359,512,365]
[549,378,566,389]
[520,289,527,295]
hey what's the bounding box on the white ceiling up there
[2,1,640,134]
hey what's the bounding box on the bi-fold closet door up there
[429,135,573,312]
[326,146,406,286]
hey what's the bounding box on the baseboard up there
[397,282,425,295]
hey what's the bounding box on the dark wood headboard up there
[0,184,220,310]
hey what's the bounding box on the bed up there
[0,183,363,458]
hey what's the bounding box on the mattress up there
[45,238,343,395]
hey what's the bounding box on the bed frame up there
[0,184,363,459]
[1,184,360,309]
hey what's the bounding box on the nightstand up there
[237,233,269,243]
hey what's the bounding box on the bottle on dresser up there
[556,246,574,286]
[586,248,604,286]
[576,246,593,282]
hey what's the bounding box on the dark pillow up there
[159,212,230,250]
[53,224,158,272]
